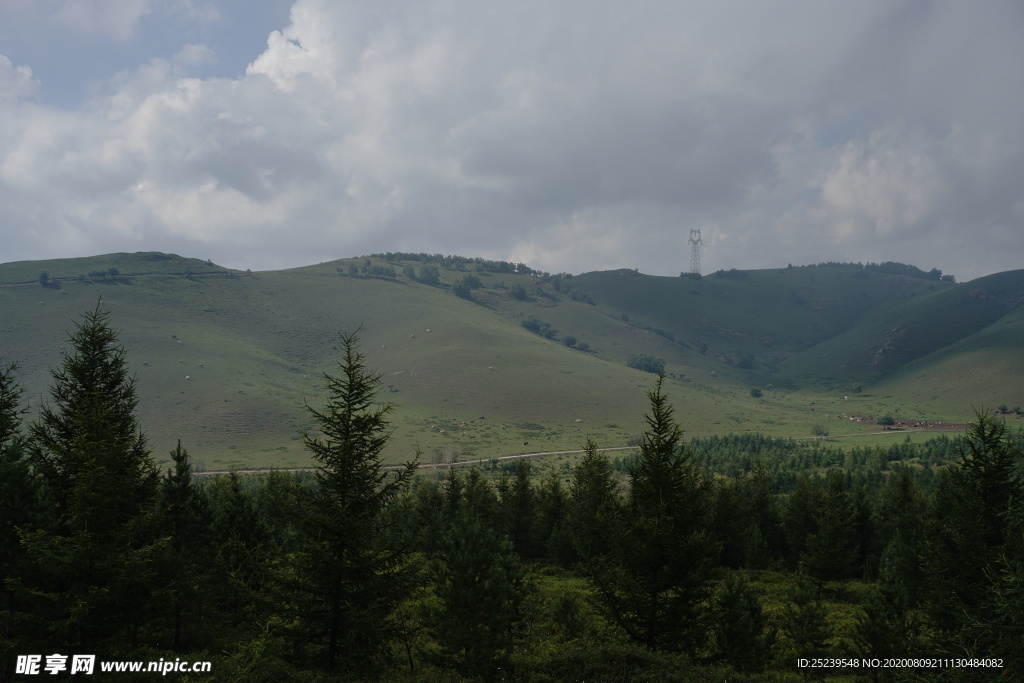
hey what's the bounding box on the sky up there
[1,1,1022,282]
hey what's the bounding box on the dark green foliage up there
[627,353,666,374]
[510,283,528,300]
[0,361,46,667]
[427,508,527,678]
[38,271,49,287]
[750,387,763,398]
[156,441,211,649]
[18,304,162,652]
[591,377,717,652]
[418,265,441,285]
[497,459,538,557]
[801,470,859,588]
[713,573,773,673]
[563,334,577,347]
[850,541,920,678]
[921,411,1024,662]
[781,578,832,665]
[28,302,158,522]
[877,414,895,426]
[567,438,617,562]
[521,316,558,339]
[283,330,416,672]
[452,277,473,299]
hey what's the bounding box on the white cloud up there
[0,54,39,102]
[0,0,1022,280]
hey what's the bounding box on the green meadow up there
[2,252,1021,470]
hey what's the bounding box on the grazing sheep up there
[185,376,191,380]
[179,360,184,364]
[142,362,149,366]
[198,363,204,367]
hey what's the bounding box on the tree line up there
[1,304,1021,680]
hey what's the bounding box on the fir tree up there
[18,304,162,652]
[591,376,717,652]
[0,361,47,668]
[713,572,773,673]
[28,302,157,523]
[567,438,617,562]
[922,411,1024,662]
[427,507,526,678]
[782,578,832,671]
[283,329,417,673]
[156,441,210,649]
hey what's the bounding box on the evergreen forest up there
[2,305,1022,681]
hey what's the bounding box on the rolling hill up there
[1,252,1021,469]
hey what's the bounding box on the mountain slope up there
[1,253,1020,468]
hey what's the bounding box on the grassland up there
[2,252,1021,470]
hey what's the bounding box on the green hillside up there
[2,253,1021,469]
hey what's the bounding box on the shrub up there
[626,354,665,375]
[749,388,763,398]
[563,335,577,347]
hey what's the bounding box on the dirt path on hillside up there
[193,446,639,477]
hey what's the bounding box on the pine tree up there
[850,541,919,682]
[18,304,162,652]
[497,459,538,557]
[28,302,157,524]
[567,438,617,562]
[782,578,832,669]
[283,329,417,673]
[156,441,210,649]
[802,470,858,589]
[590,376,717,652]
[921,411,1024,661]
[713,573,773,673]
[0,361,48,668]
[427,507,526,678]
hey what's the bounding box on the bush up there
[419,265,441,285]
[510,284,528,300]
[626,354,665,375]
[563,336,577,348]
[749,388,763,398]
[577,341,589,352]
[877,415,896,427]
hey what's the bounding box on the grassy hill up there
[2,252,1021,469]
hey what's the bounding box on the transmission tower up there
[688,229,702,275]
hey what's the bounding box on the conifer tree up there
[713,573,773,673]
[850,541,919,681]
[497,459,538,557]
[802,470,858,588]
[567,438,618,562]
[18,304,161,652]
[28,302,157,523]
[0,361,47,668]
[921,411,1023,661]
[427,507,526,678]
[157,441,210,649]
[591,376,717,652]
[283,329,417,673]
[782,578,832,667]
